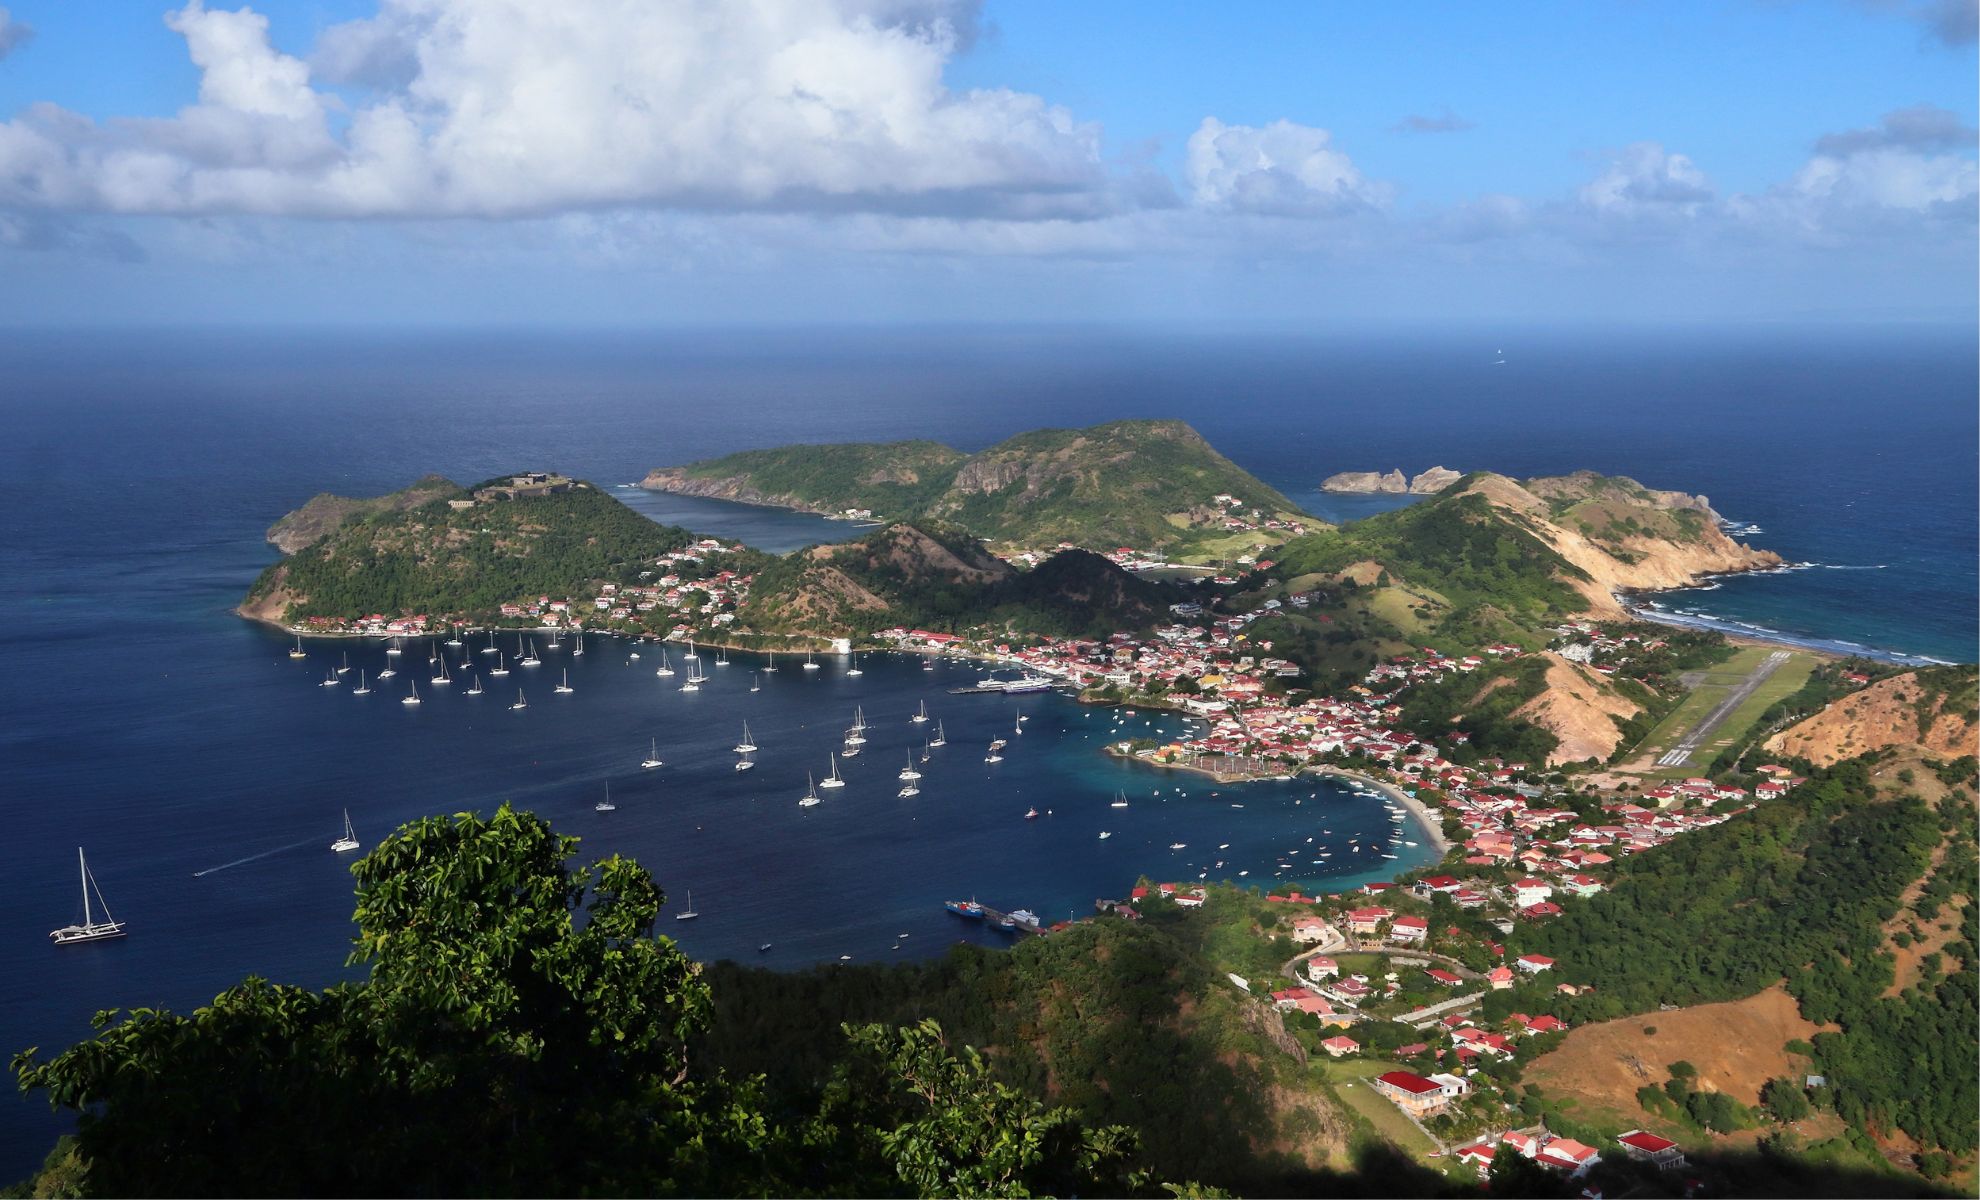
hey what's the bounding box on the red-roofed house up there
[1516,954,1555,973]
[1320,1035,1359,1058]
[1291,915,1331,945]
[1425,967,1463,987]
[1486,965,1516,989]
[1373,1071,1454,1117]
[1306,956,1340,981]
[1453,1140,1497,1177]
[1617,1129,1686,1170]
[1346,906,1392,936]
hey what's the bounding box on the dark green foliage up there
[1522,759,1977,1153]
[667,420,1307,553]
[1392,656,1561,765]
[249,481,697,623]
[1272,491,1589,623]
[744,524,1172,640]
[675,439,967,517]
[14,809,1183,1198]
[1763,1077,1812,1122]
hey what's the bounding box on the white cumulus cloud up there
[1578,142,1714,217]
[0,0,1112,220]
[1185,118,1391,216]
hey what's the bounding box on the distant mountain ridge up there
[642,419,1312,554]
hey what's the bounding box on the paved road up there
[1657,650,1791,768]
[1396,991,1487,1028]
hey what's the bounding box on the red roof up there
[1377,1070,1443,1096]
[1619,1130,1678,1153]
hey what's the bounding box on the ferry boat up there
[943,899,984,919]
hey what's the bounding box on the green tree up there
[1762,1077,1812,1123]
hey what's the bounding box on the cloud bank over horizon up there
[0,0,1972,324]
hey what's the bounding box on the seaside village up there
[299,505,1805,1186]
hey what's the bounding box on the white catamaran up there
[331,809,361,854]
[733,722,757,754]
[595,782,615,812]
[554,669,574,694]
[820,753,846,788]
[641,737,663,769]
[49,848,126,945]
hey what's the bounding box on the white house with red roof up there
[1516,954,1555,973]
[1616,1129,1686,1170]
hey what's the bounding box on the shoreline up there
[1614,586,1953,667]
[1101,745,1454,863]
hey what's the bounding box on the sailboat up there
[288,635,306,659]
[595,782,615,812]
[733,722,757,754]
[320,669,341,687]
[466,674,482,696]
[820,753,846,788]
[554,669,574,694]
[715,647,729,668]
[481,631,499,655]
[897,783,919,798]
[430,655,449,685]
[48,848,125,944]
[446,624,463,647]
[545,629,561,651]
[387,637,403,657]
[1110,791,1129,808]
[846,653,863,677]
[734,756,754,772]
[641,738,663,769]
[683,639,698,660]
[378,660,397,679]
[911,700,929,724]
[929,721,947,748]
[682,662,705,692]
[428,642,439,665]
[852,705,868,732]
[519,639,541,667]
[510,688,527,711]
[750,672,761,693]
[843,719,866,747]
[799,774,822,807]
[402,681,421,705]
[336,652,351,675]
[898,755,921,782]
[352,670,371,696]
[655,650,674,677]
[763,651,777,673]
[331,810,361,854]
[674,890,698,921]
[490,652,510,677]
[984,745,1003,763]
[802,651,819,671]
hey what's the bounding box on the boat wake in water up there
[192,835,323,878]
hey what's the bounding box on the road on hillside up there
[1657,650,1792,768]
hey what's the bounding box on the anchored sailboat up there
[49,848,126,945]
[846,653,863,677]
[674,889,698,921]
[656,650,674,677]
[288,635,306,659]
[595,782,615,812]
[331,810,360,854]
[911,700,929,724]
[929,721,947,747]
[466,674,483,695]
[402,680,421,705]
[510,688,527,710]
[733,722,757,754]
[554,669,574,694]
[641,738,663,769]
[820,753,846,788]
[799,773,821,807]
[352,670,371,696]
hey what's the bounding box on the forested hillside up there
[1517,754,1979,1158]
[244,479,696,624]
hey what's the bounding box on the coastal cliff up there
[263,475,464,554]
[1455,471,1780,617]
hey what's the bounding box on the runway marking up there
[1656,650,1791,768]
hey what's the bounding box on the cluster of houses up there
[1450,1126,1687,1182]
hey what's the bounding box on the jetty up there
[945,901,1049,935]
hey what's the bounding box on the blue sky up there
[0,0,1972,326]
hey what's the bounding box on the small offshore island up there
[24,419,1970,1198]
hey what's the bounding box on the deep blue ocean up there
[0,325,1973,1174]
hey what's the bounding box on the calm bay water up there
[0,324,1972,1173]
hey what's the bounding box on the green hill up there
[242,475,697,626]
[738,522,1171,640]
[262,474,466,554]
[643,419,1312,555]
